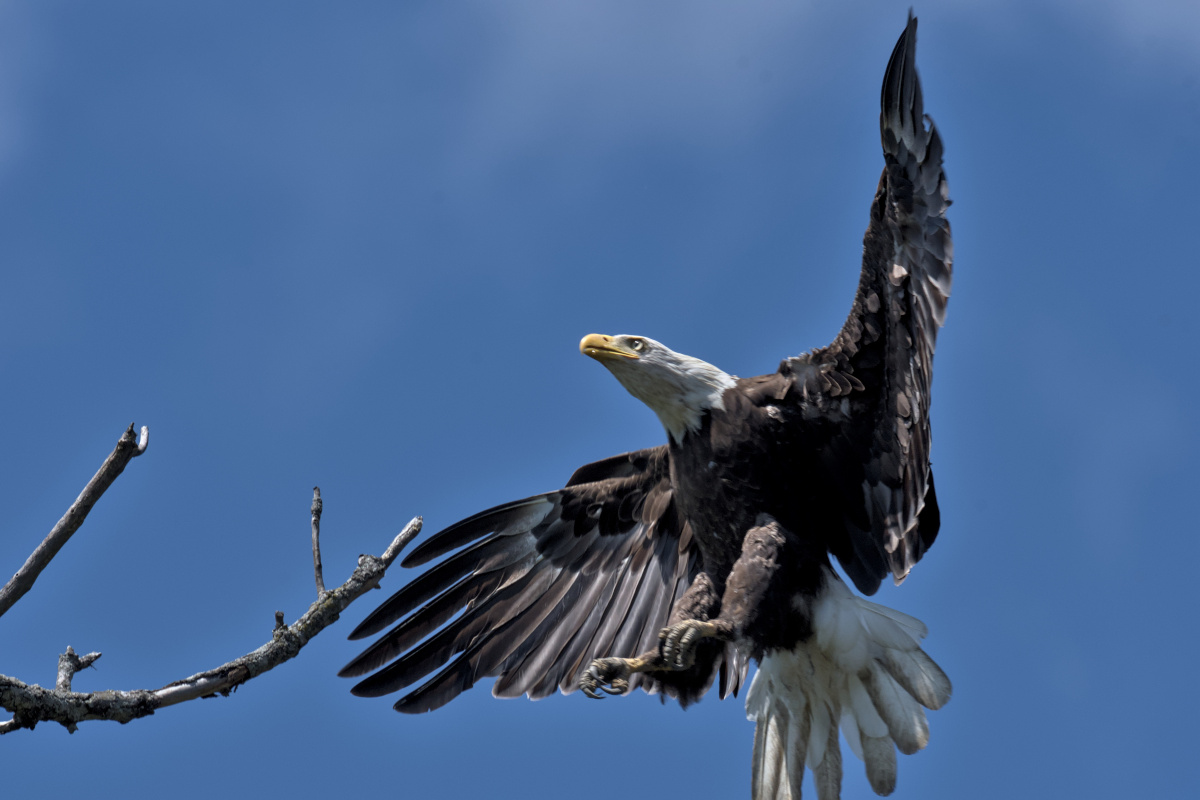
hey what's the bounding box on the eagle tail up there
[746,570,950,799]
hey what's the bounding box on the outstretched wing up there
[340,447,702,712]
[781,14,952,595]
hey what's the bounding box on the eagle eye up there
[629,339,645,352]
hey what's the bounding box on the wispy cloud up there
[439,0,1200,194]
[439,1,821,189]
[1068,0,1200,68]
[0,3,40,179]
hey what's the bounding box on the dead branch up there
[0,421,423,733]
[0,423,149,619]
[56,646,101,692]
[311,486,326,594]
[0,516,422,733]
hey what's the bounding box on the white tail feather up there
[862,736,898,795]
[752,702,784,799]
[881,646,951,710]
[863,661,928,755]
[813,722,842,800]
[747,569,951,799]
[785,703,808,799]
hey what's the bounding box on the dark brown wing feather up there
[340,446,711,712]
[781,14,951,594]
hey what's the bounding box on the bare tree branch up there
[380,518,420,567]
[56,646,101,692]
[0,423,149,619]
[54,646,102,733]
[0,422,424,734]
[311,486,325,595]
[0,516,423,734]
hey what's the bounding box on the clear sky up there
[2,1,1197,797]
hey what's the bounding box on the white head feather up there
[580,333,737,444]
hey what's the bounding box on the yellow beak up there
[580,333,639,361]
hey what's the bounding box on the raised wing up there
[781,14,951,594]
[340,447,704,712]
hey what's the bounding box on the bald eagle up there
[342,13,952,800]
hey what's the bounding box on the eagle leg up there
[659,618,734,670]
[581,571,727,699]
[580,653,662,699]
[579,619,733,699]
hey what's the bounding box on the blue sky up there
[3,1,1197,797]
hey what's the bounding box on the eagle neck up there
[659,383,730,446]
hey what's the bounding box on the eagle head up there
[580,333,736,444]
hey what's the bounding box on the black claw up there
[582,677,603,699]
[580,657,630,699]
